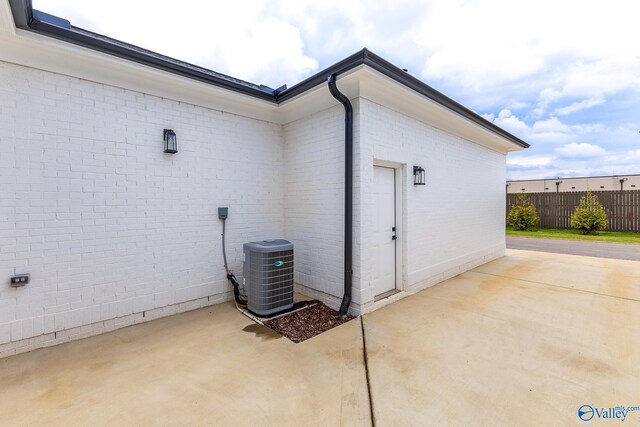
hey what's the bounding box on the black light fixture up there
[413,166,426,185]
[619,177,628,191]
[163,129,177,153]
[555,180,562,192]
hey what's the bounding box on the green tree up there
[570,191,608,234]
[507,192,540,231]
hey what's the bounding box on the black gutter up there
[30,22,277,102]
[278,49,529,149]
[8,1,529,149]
[358,50,530,149]
[327,74,353,319]
[11,5,277,101]
[8,0,32,28]
[277,50,367,103]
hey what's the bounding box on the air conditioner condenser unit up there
[243,239,294,316]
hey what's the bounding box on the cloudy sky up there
[34,0,640,180]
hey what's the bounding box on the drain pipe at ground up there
[327,74,353,320]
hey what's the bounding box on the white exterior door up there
[372,166,397,297]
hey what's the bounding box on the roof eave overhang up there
[5,0,529,150]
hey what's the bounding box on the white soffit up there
[0,0,16,35]
[276,66,362,125]
[0,5,525,150]
[0,28,281,122]
[0,20,362,125]
[358,67,523,153]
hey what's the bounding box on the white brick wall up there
[0,60,511,355]
[283,102,361,310]
[0,61,284,355]
[283,98,506,315]
[358,98,506,311]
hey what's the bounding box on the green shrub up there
[507,192,539,231]
[570,191,608,234]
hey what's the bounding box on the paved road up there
[507,236,640,261]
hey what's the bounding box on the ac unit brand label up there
[273,261,284,267]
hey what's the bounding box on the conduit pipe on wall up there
[327,74,353,320]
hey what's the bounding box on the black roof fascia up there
[8,0,33,28]
[275,50,368,103]
[8,2,529,148]
[17,7,277,102]
[359,50,530,148]
[276,48,529,148]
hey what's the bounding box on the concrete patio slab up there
[0,304,371,426]
[475,248,640,301]
[1,249,638,426]
[364,249,640,425]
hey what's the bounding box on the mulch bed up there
[264,301,354,343]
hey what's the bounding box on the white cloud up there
[416,1,640,92]
[31,0,640,179]
[559,58,640,100]
[603,149,640,166]
[207,17,318,85]
[539,88,563,104]
[33,0,318,87]
[490,110,575,145]
[507,155,554,168]
[555,142,606,158]
[555,98,605,116]
[532,117,571,133]
[490,110,639,179]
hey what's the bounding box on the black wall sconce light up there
[413,166,426,185]
[163,129,177,153]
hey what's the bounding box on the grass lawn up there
[506,227,640,245]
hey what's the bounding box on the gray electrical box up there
[243,239,294,316]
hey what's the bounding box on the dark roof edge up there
[11,2,277,102]
[8,0,32,27]
[275,50,367,102]
[8,1,529,149]
[277,49,529,148]
[360,50,529,148]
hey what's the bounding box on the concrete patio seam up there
[360,316,376,427]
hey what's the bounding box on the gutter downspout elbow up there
[327,74,353,320]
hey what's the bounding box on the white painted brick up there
[0,60,284,353]
[358,98,506,312]
[0,60,509,355]
[0,323,10,344]
[283,103,357,304]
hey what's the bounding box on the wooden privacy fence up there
[506,191,640,232]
